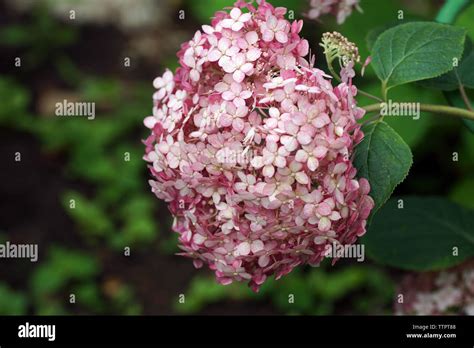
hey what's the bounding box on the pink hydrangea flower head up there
[307,0,362,24]
[395,261,474,315]
[144,0,373,291]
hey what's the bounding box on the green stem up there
[326,57,383,102]
[381,81,388,102]
[454,70,473,111]
[358,89,383,103]
[436,0,470,23]
[326,57,342,84]
[363,103,474,121]
[458,84,473,111]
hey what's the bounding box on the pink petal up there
[219,114,233,127]
[245,31,258,44]
[234,53,246,66]
[218,38,231,51]
[275,31,288,43]
[233,70,245,83]
[246,48,261,61]
[236,241,250,256]
[292,112,306,126]
[240,62,254,74]
[215,82,229,93]
[232,21,244,31]
[290,161,302,172]
[307,157,319,171]
[314,146,328,158]
[239,13,251,22]
[359,178,371,195]
[265,118,277,129]
[222,91,235,101]
[297,132,312,145]
[202,25,214,35]
[262,30,274,42]
[333,162,348,174]
[190,69,200,82]
[193,233,206,245]
[317,202,332,216]
[267,15,277,29]
[295,149,308,162]
[220,18,235,29]
[222,58,237,73]
[236,106,248,117]
[314,236,327,245]
[183,54,195,68]
[258,255,270,267]
[208,49,222,62]
[284,120,299,135]
[313,115,330,128]
[269,107,280,118]
[295,172,309,185]
[167,155,179,169]
[274,155,286,168]
[281,135,298,152]
[251,240,264,253]
[232,118,245,132]
[233,97,245,108]
[240,90,252,99]
[263,165,275,178]
[144,116,157,129]
[318,217,331,232]
[230,8,242,20]
[251,156,264,169]
[262,183,276,196]
[230,82,242,94]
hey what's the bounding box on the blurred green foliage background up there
[0,0,473,315]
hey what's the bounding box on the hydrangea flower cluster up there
[396,262,474,315]
[143,0,373,291]
[306,0,361,24]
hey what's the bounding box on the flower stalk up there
[363,103,474,121]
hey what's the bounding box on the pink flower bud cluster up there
[396,262,474,315]
[307,0,361,24]
[143,0,373,291]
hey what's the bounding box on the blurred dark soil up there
[0,129,277,314]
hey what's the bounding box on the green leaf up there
[0,284,28,315]
[31,247,99,298]
[366,18,420,52]
[0,78,30,125]
[61,191,114,238]
[354,121,413,213]
[0,25,32,46]
[371,22,466,93]
[419,39,474,91]
[364,197,474,271]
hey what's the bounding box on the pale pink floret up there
[144,0,373,292]
[222,82,252,107]
[396,262,474,315]
[260,14,289,43]
[307,0,361,24]
[221,7,252,32]
[153,69,174,101]
[220,53,254,83]
[207,37,240,66]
